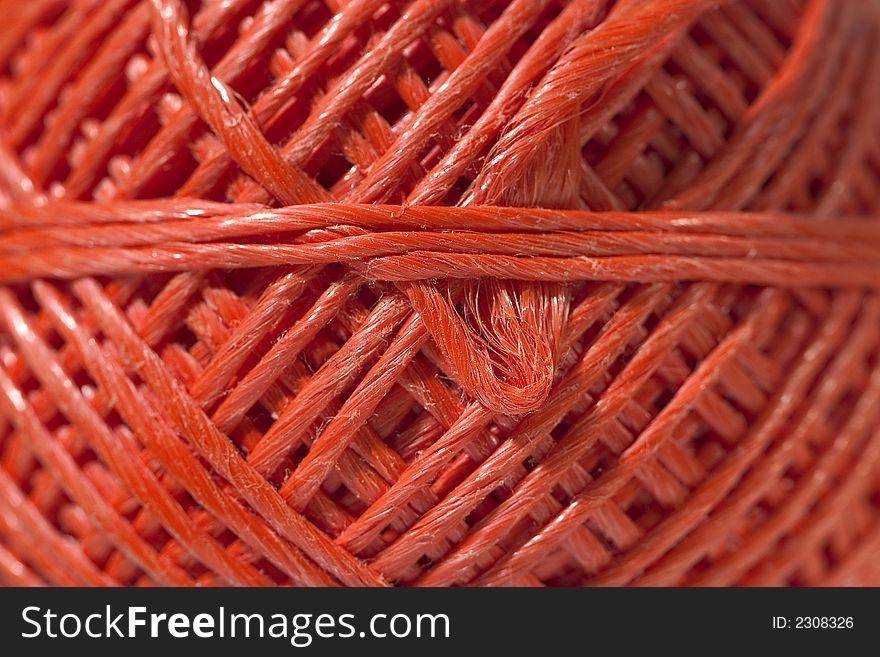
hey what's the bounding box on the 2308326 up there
[795,617,854,629]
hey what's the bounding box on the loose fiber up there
[0,0,878,587]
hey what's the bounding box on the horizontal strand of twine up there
[3,201,877,288]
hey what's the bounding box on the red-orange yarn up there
[0,0,878,587]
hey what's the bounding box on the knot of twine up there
[4,200,879,416]
[4,0,876,418]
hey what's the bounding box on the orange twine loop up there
[3,200,879,421]
[0,0,879,588]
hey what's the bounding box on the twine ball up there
[0,0,879,586]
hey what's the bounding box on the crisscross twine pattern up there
[0,0,878,586]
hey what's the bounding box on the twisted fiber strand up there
[187,285,436,557]
[348,0,557,204]
[6,200,880,428]
[0,2,877,583]
[115,0,314,202]
[149,0,330,205]
[180,262,425,547]
[165,0,392,201]
[28,281,339,586]
[508,0,872,584]
[476,287,794,585]
[171,0,570,506]
[0,220,348,583]
[0,290,267,585]
[0,362,193,585]
[3,0,136,147]
[664,0,838,212]
[406,0,609,206]
[597,292,873,584]
[26,3,152,187]
[693,348,880,586]
[181,282,431,572]
[413,282,732,585]
[336,283,624,555]
[72,277,387,586]
[63,0,418,580]
[378,0,880,580]
[140,0,508,499]
[145,0,474,493]
[137,278,378,581]
[635,297,880,586]
[508,9,880,581]
[2,204,877,286]
[749,412,880,587]
[59,0,260,199]
[0,466,113,585]
[371,282,688,580]
[11,265,355,583]
[472,0,720,208]
[172,0,456,204]
[1,280,206,582]
[478,298,808,584]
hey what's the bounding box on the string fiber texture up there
[0,0,879,586]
